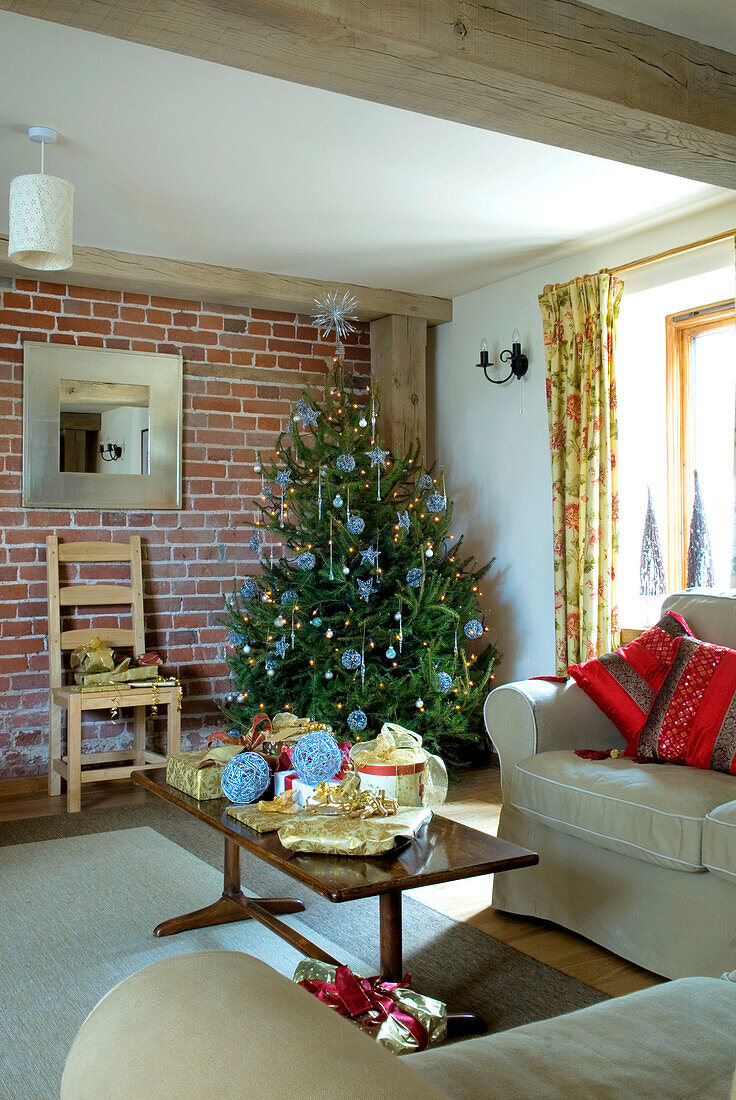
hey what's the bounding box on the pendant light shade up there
[8,127,74,271]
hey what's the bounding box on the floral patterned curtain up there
[539,272,624,673]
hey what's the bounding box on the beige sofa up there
[486,590,736,980]
[61,950,736,1099]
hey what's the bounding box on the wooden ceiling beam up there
[0,237,452,325]
[2,0,736,189]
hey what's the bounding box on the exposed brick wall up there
[0,278,370,778]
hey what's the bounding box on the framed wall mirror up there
[22,343,182,509]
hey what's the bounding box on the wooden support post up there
[370,315,427,456]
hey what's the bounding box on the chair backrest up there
[46,536,146,690]
[662,589,736,649]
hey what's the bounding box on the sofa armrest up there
[484,679,625,799]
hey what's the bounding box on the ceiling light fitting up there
[8,126,74,271]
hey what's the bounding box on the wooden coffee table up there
[133,768,537,1028]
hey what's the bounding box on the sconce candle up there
[477,330,529,413]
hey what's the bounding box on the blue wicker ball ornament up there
[426,493,446,513]
[341,648,362,670]
[220,752,271,804]
[292,732,343,784]
[281,590,298,605]
[336,453,356,473]
[435,671,453,694]
[240,579,258,599]
[464,619,483,639]
[347,709,368,732]
[225,629,243,646]
[406,568,422,587]
[297,552,316,571]
[347,515,365,535]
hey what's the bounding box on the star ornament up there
[296,397,320,429]
[312,290,359,341]
[359,544,380,567]
[397,510,410,531]
[275,470,292,488]
[365,444,389,469]
[275,635,289,659]
[357,577,375,602]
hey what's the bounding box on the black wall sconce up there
[99,441,123,462]
[477,329,529,385]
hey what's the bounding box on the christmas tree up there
[686,470,714,589]
[639,486,666,597]
[221,294,498,767]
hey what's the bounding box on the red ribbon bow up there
[299,965,429,1050]
[207,712,272,752]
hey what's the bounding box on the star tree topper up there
[312,290,359,343]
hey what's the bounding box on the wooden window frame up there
[665,299,736,591]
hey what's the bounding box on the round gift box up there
[354,759,425,805]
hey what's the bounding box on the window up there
[665,301,736,591]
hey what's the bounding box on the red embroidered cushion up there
[568,612,693,745]
[631,637,736,774]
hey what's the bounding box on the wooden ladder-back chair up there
[46,536,181,813]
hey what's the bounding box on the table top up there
[133,768,538,903]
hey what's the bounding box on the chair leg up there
[48,698,62,797]
[166,692,181,757]
[67,695,82,813]
[133,708,147,766]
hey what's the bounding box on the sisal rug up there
[0,805,607,1098]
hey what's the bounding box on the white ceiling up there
[586,0,736,54]
[0,10,732,299]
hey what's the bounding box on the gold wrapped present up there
[350,723,448,807]
[226,803,293,833]
[293,959,447,1054]
[277,806,431,855]
[270,712,333,743]
[165,747,243,801]
[69,637,115,674]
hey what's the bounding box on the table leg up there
[379,888,486,1040]
[154,837,306,937]
[379,890,403,980]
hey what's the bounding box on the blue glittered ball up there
[281,590,298,605]
[341,648,362,670]
[240,579,258,599]
[347,515,365,535]
[347,709,368,732]
[436,671,453,694]
[297,552,316,571]
[311,617,322,628]
[292,732,343,784]
[220,752,271,804]
[416,473,433,493]
[426,493,446,513]
[336,453,356,473]
[464,619,483,639]
[225,629,243,646]
[406,568,422,587]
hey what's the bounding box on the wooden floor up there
[0,765,662,998]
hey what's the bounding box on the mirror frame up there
[22,342,183,510]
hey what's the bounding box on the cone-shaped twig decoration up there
[686,470,714,589]
[640,486,666,596]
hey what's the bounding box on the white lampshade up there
[8,173,74,270]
